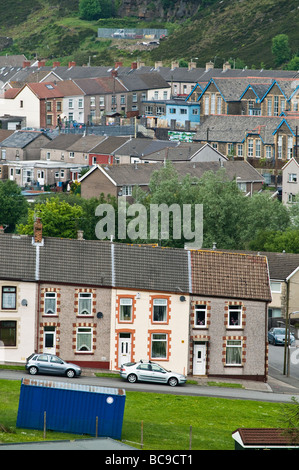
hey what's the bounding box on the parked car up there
[26,353,81,378]
[268,328,295,346]
[120,360,186,386]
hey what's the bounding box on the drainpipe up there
[32,218,44,353]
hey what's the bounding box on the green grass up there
[0,379,292,450]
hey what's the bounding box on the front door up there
[118,333,131,367]
[193,343,206,375]
[43,326,56,355]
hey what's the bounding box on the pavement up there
[83,367,299,395]
[187,367,299,395]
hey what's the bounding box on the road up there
[268,343,299,380]
[0,367,298,404]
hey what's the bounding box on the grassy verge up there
[0,379,290,450]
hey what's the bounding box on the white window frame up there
[228,305,242,328]
[44,292,57,315]
[248,139,253,157]
[122,185,132,196]
[217,96,222,114]
[119,298,132,322]
[151,333,168,359]
[255,139,261,158]
[237,144,243,157]
[78,292,92,316]
[76,327,92,352]
[226,340,242,365]
[288,173,297,183]
[270,281,281,293]
[194,305,207,328]
[153,298,168,323]
[204,95,210,115]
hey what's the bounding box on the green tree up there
[17,197,84,239]
[79,0,101,20]
[287,55,299,71]
[271,34,291,66]
[0,180,28,232]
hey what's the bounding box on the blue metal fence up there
[17,378,126,440]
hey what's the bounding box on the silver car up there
[26,353,81,378]
[120,360,186,387]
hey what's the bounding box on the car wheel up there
[168,377,178,387]
[127,373,137,383]
[29,366,38,375]
[66,369,75,378]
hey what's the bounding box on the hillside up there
[0,0,298,69]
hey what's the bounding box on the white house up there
[281,157,299,204]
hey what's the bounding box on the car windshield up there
[274,328,285,335]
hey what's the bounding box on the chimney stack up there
[34,217,43,244]
[205,61,214,72]
[223,61,231,71]
[53,61,60,67]
[188,61,196,71]
[22,61,31,68]
[0,225,4,234]
[131,62,137,70]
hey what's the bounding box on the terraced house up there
[0,221,271,381]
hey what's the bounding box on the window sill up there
[75,351,94,355]
[224,364,243,368]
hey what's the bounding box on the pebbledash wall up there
[189,296,268,380]
[38,283,112,369]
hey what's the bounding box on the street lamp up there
[287,311,299,377]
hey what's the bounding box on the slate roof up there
[74,77,127,95]
[194,115,284,144]
[0,130,50,148]
[0,234,36,281]
[114,137,178,158]
[41,133,82,150]
[90,136,131,154]
[113,243,190,293]
[39,237,113,287]
[191,250,271,301]
[200,77,273,101]
[88,160,264,185]
[119,72,170,91]
[0,233,271,301]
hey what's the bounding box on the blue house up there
[143,97,200,127]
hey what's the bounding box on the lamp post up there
[287,310,299,377]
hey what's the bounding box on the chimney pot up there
[77,230,84,240]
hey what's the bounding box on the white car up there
[120,360,186,387]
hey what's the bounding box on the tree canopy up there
[0,180,28,232]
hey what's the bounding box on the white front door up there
[43,326,56,355]
[193,344,206,375]
[118,333,131,367]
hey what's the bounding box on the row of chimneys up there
[22,60,76,69]
[23,59,231,72]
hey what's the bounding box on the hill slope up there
[0,0,298,69]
